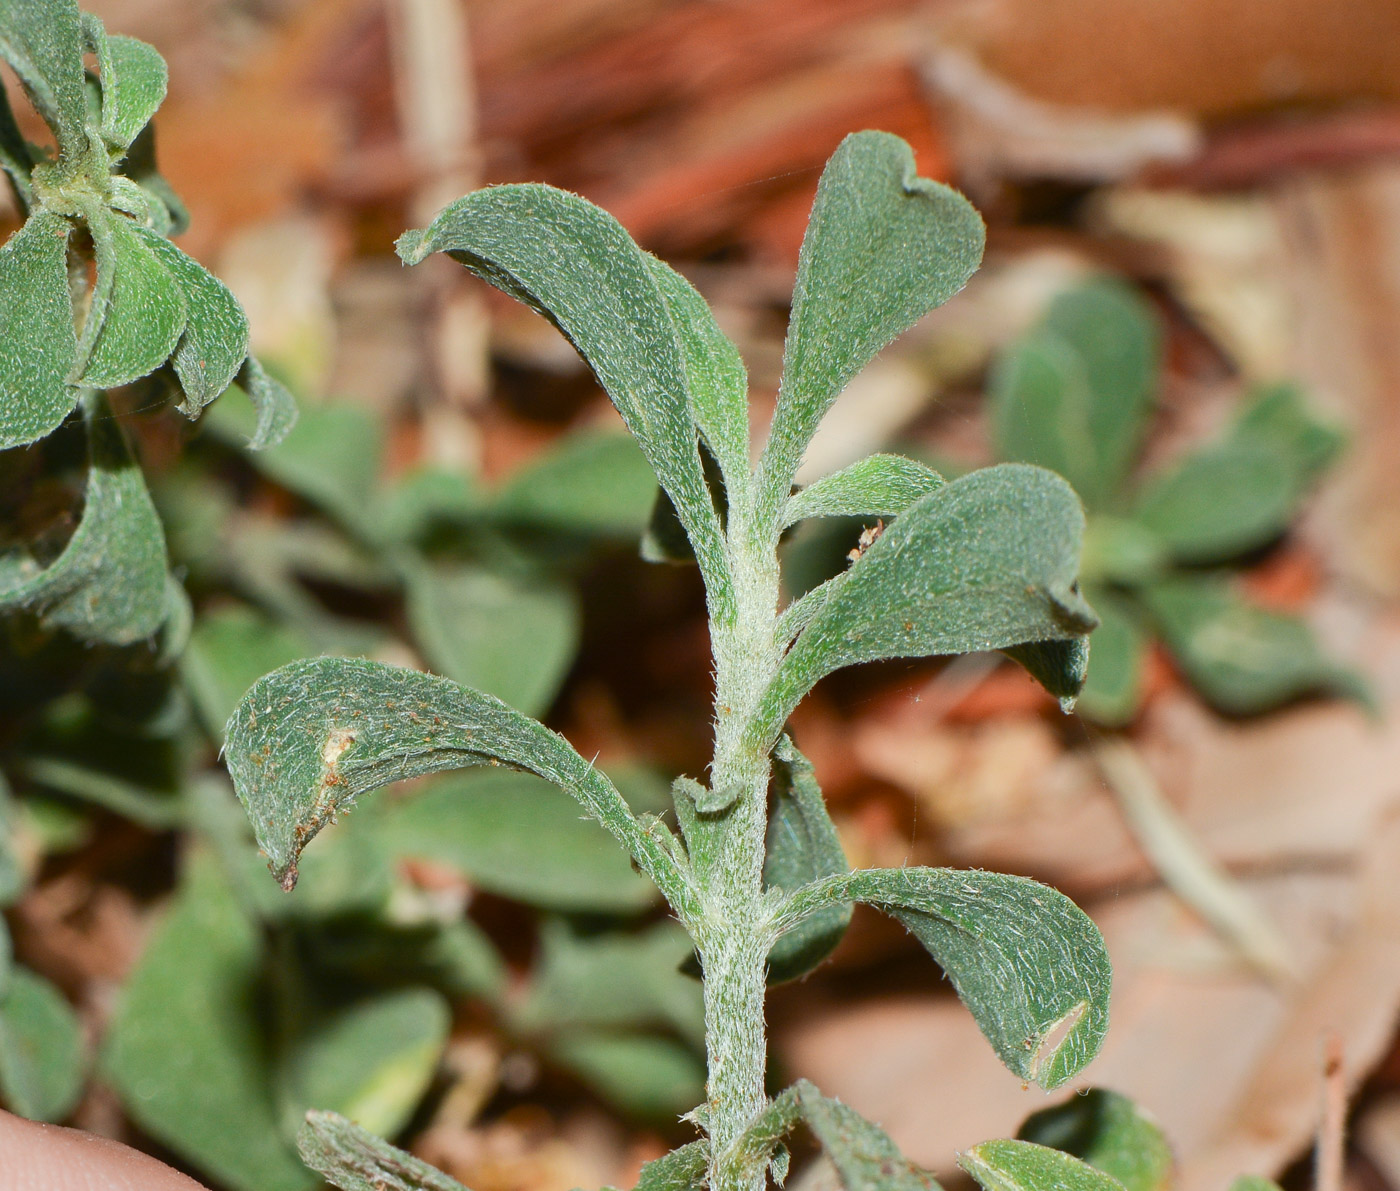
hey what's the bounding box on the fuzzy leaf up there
[138,229,249,413]
[961,1140,1127,1191]
[0,0,87,159]
[405,563,579,718]
[760,131,983,512]
[992,280,1159,510]
[1134,383,1344,564]
[493,428,657,536]
[224,657,648,894]
[551,1032,705,1121]
[1144,576,1368,715]
[763,464,1097,737]
[783,868,1110,1089]
[632,1141,709,1191]
[238,355,300,450]
[103,855,317,1191]
[0,393,170,644]
[298,1111,469,1191]
[1075,589,1148,727]
[0,966,86,1122]
[282,987,450,1142]
[0,84,34,209]
[784,455,944,527]
[76,207,187,389]
[764,737,851,983]
[0,211,78,448]
[1018,1089,1173,1191]
[397,186,727,598]
[644,256,750,496]
[383,770,658,913]
[85,16,166,151]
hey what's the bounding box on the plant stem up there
[698,521,783,1191]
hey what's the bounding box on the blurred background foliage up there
[4,2,1400,1190]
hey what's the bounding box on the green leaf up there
[138,229,249,414]
[104,854,317,1191]
[762,464,1097,738]
[383,770,658,914]
[237,355,300,450]
[759,131,983,517]
[632,1140,709,1191]
[0,211,78,449]
[1143,576,1368,715]
[124,121,189,236]
[961,1140,1127,1191]
[377,466,481,545]
[0,83,34,209]
[764,736,851,983]
[1075,589,1148,727]
[493,427,658,537]
[992,280,1160,510]
[0,0,88,160]
[517,919,702,1043]
[298,1110,469,1191]
[182,604,313,740]
[1002,638,1091,709]
[19,756,181,829]
[735,1081,940,1191]
[223,657,670,902]
[1134,383,1344,564]
[84,15,166,152]
[551,1031,705,1121]
[1017,1089,1173,1191]
[0,966,86,1122]
[76,207,187,389]
[781,868,1110,1089]
[643,256,750,499]
[1229,1178,1285,1191]
[784,455,944,527]
[282,987,450,1141]
[405,563,579,718]
[397,185,728,606]
[0,925,9,1003]
[0,393,170,645]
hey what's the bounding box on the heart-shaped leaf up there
[762,464,1097,740]
[759,131,983,520]
[0,211,78,448]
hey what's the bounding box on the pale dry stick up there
[1094,736,1296,982]
[385,0,490,467]
[1316,1034,1347,1191]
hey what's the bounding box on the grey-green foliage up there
[0,965,87,1122]
[299,1110,470,1191]
[991,278,1362,723]
[961,1140,1127,1191]
[0,0,294,652]
[1018,1090,1173,1191]
[227,130,1108,1191]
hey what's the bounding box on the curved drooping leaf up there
[961,1140,1127,1191]
[1074,589,1148,727]
[0,393,170,644]
[76,206,187,389]
[644,256,750,500]
[0,966,86,1122]
[0,211,78,448]
[84,14,166,152]
[396,185,728,603]
[103,855,317,1191]
[298,1110,469,1191]
[763,737,851,983]
[404,562,579,718]
[1143,576,1369,715]
[991,279,1160,511]
[138,228,249,413]
[0,0,88,160]
[731,1079,940,1191]
[224,657,674,902]
[237,355,300,450]
[784,454,943,527]
[759,130,983,517]
[780,868,1110,1089]
[1018,1089,1173,1191]
[762,464,1097,739]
